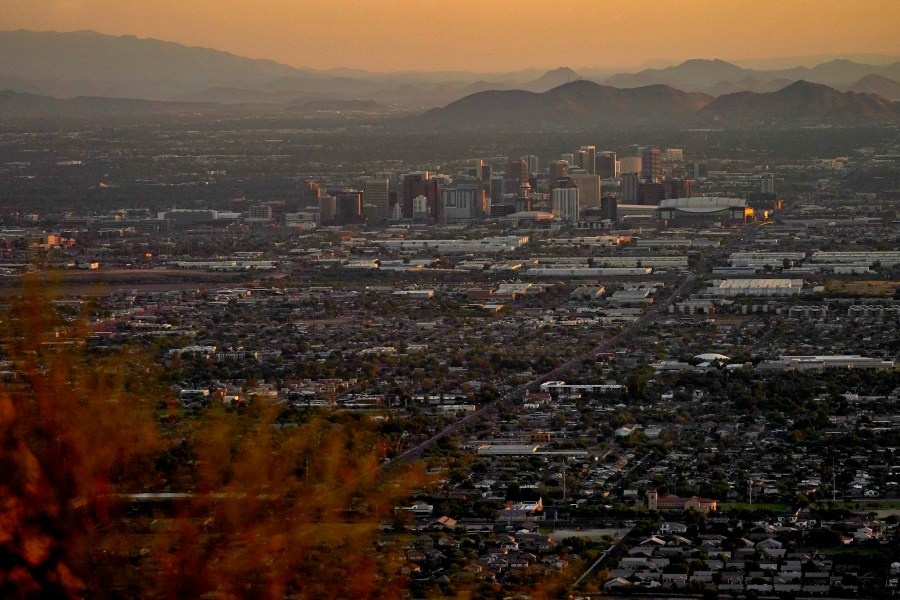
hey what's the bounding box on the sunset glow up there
[2,0,899,71]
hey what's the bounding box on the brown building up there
[402,174,442,222]
[548,160,569,180]
[637,182,665,205]
[335,190,363,225]
[303,180,322,206]
[503,160,528,197]
[597,151,617,179]
[663,178,694,199]
[641,146,661,182]
[646,490,717,513]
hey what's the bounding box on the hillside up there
[697,80,900,125]
[844,74,900,101]
[602,58,900,96]
[0,30,307,100]
[419,80,712,130]
[0,31,590,108]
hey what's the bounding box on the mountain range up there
[603,58,900,98]
[419,81,712,129]
[3,30,900,109]
[0,30,577,109]
[1,29,900,127]
[420,80,900,130]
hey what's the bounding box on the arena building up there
[657,197,754,225]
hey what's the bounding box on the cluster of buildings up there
[123,144,779,231]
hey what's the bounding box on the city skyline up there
[2,0,899,72]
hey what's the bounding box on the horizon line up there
[2,28,899,76]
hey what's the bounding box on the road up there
[571,525,635,588]
[387,271,699,467]
[387,224,753,468]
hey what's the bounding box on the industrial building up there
[704,279,804,297]
[377,235,529,253]
[810,251,900,267]
[758,355,895,371]
[525,267,652,277]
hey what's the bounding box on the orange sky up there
[2,0,899,72]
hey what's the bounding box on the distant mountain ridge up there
[697,80,900,125]
[0,30,587,108]
[843,74,900,101]
[420,80,712,129]
[0,29,307,100]
[2,30,899,120]
[0,31,900,128]
[419,80,900,130]
[4,78,898,129]
[523,67,581,92]
[600,57,900,97]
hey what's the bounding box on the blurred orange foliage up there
[0,278,161,597]
[0,280,425,599]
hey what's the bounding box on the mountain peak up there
[680,58,738,67]
[777,79,835,93]
[545,66,578,75]
[523,67,581,92]
[844,74,900,100]
[700,79,899,125]
[419,80,711,130]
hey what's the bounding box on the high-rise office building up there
[621,173,639,204]
[490,175,505,207]
[551,187,579,222]
[503,160,528,197]
[372,171,396,184]
[760,173,775,194]
[401,172,427,217]
[663,178,693,200]
[442,179,487,222]
[335,190,363,225]
[620,156,642,174]
[637,183,665,206]
[567,173,602,209]
[319,195,337,223]
[364,178,390,222]
[478,162,493,200]
[412,195,429,221]
[600,196,618,221]
[522,155,539,175]
[663,148,684,162]
[548,160,569,180]
[597,152,618,179]
[303,180,322,206]
[641,146,661,182]
[402,172,442,221]
[578,146,597,174]
[574,150,590,173]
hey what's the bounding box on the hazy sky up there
[3,0,900,72]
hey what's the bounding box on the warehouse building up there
[704,279,804,297]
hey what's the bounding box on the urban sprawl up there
[2,127,900,599]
